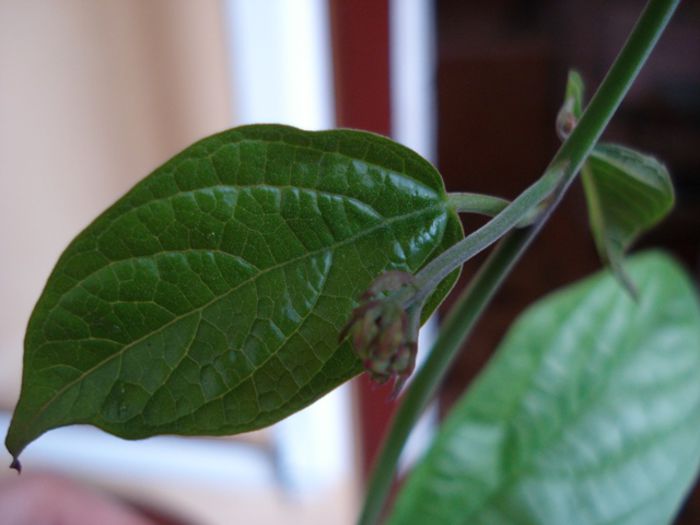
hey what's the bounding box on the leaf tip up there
[9,457,22,474]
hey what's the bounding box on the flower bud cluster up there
[340,271,418,391]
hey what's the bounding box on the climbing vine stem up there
[359,1,681,524]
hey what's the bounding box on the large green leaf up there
[6,124,463,462]
[390,252,700,525]
[583,144,674,296]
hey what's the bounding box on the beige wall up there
[0,5,361,524]
[0,0,232,407]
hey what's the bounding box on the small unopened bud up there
[340,271,419,395]
[556,102,578,140]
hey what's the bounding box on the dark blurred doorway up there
[435,1,700,521]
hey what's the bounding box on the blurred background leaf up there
[390,251,700,525]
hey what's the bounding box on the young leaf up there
[389,251,700,525]
[6,124,463,463]
[583,144,674,296]
[556,70,674,296]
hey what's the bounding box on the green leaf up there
[556,70,675,297]
[6,124,463,462]
[389,251,700,525]
[583,144,674,296]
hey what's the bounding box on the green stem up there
[413,165,564,304]
[550,0,677,183]
[580,162,606,258]
[359,1,679,523]
[407,0,678,310]
[447,192,510,216]
[447,191,558,228]
[359,228,536,525]
[447,191,544,228]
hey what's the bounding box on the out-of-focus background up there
[0,1,698,524]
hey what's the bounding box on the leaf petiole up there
[412,163,566,305]
[446,192,543,227]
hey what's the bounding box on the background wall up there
[0,2,358,524]
[0,0,231,408]
[434,0,700,520]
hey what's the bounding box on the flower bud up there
[340,271,418,392]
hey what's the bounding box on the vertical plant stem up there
[547,0,678,192]
[360,228,537,525]
[358,1,680,523]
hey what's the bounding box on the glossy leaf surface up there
[390,252,700,525]
[583,144,674,295]
[6,125,463,461]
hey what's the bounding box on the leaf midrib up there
[142,251,334,433]
[56,179,437,315]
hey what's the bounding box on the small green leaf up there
[6,124,463,462]
[390,252,700,525]
[556,70,674,296]
[583,143,674,296]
